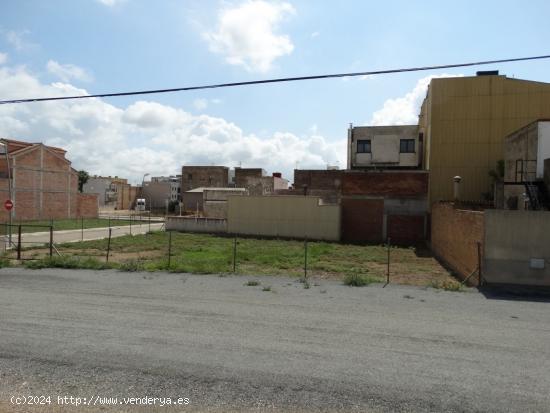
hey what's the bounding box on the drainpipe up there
[453,176,462,201]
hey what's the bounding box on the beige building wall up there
[227,195,340,241]
[419,75,550,204]
[348,125,419,169]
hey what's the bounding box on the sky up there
[1,0,550,184]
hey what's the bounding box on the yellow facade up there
[419,75,550,204]
[227,195,341,241]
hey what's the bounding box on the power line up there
[1,54,550,105]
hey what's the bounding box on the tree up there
[78,170,89,193]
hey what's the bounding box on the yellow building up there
[419,73,550,204]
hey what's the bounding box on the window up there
[357,139,371,153]
[400,139,415,153]
[187,173,192,180]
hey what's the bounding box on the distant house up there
[83,176,138,210]
[234,167,289,195]
[181,166,229,192]
[141,175,181,210]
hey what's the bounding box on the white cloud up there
[310,31,320,38]
[193,98,208,110]
[96,0,126,6]
[369,73,463,125]
[0,65,344,184]
[46,60,93,83]
[0,52,7,65]
[5,30,35,51]
[203,0,295,73]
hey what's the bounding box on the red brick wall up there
[293,170,343,190]
[387,215,425,244]
[77,193,99,218]
[431,202,484,285]
[342,172,428,197]
[0,145,79,221]
[341,198,384,243]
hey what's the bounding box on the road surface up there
[0,269,549,412]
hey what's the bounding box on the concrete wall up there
[83,177,111,206]
[504,121,539,182]
[484,210,550,286]
[227,195,340,241]
[430,202,484,285]
[348,125,419,169]
[182,191,203,213]
[166,216,227,233]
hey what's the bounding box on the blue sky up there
[1,0,550,183]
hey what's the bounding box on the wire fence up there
[1,214,165,260]
[1,224,395,285]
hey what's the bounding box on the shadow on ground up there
[479,284,550,303]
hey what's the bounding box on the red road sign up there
[4,199,13,211]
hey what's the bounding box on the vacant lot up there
[0,217,137,233]
[7,231,458,287]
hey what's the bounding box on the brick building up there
[181,166,229,192]
[234,167,289,195]
[0,138,98,221]
[282,169,428,244]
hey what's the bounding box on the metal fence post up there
[167,231,172,268]
[17,224,21,260]
[49,225,53,258]
[81,216,84,242]
[304,237,308,279]
[233,234,237,272]
[129,215,132,235]
[477,241,483,287]
[106,228,112,262]
[386,238,391,285]
[148,211,151,233]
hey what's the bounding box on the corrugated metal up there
[420,75,550,204]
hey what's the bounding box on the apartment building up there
[347,125,420,170]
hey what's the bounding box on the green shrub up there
[343,273,376,287]
[245,280,260,286]
[118,259,145,272]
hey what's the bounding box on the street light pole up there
[141,173,150,216]
[0,140,13,247]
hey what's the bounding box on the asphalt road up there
[0,269,549,412]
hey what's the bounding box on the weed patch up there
[24,255,112,270]
[343,273,378,287]
[429,280,463,291]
